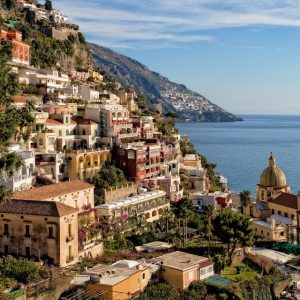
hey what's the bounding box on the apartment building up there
[0,30,30,65]
[96,190,169,225]
[113,141,162,181]
[0,144,35,192]
[0,199,78,267]
[65,148,111,181]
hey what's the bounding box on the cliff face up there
[89,43,242,122]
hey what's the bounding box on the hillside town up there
[0,1,300,300]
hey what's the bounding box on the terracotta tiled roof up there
[13,96,28,103]
[12,180,94,200]
[269,192,298,209]
[0,200,78,217]
[46,118,63,125]
[75,118,98,125]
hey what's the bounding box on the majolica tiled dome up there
[259,153,287,188]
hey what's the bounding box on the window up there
[59,130,62,137]
[261,230,263,234]
[142,273,145,280]
[48,227,54,239]
[208,266,213,273]
[4,245,8,254]
[66,129,69,136]
[278,211,281,216]
[25,225,30,237]
[25,247,30,257]
[68,224,72,237]
[292,214,295,220]
[281,232,284,236]
[271,209,275,214]
[284,212,288,218]
[39,138,43,146]
[82,129,86,135]
[66,116,69,124]
[3,224,9,236]
[200,269,206,276]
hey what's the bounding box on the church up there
[250,154,300,244]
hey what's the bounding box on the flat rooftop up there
[83,260,145,286]
[152,251,210,271]
[96,190,167,211]
[247,248,295,265]
[135,241,173,253]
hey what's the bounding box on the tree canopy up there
[92,164,127,189]
[0,44,34,203]
[137,283,176,300]
[213,209,256,264]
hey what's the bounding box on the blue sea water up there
[177,115,300,194]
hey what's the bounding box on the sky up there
[54,0,300,115]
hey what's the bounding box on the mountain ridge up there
[89,43,242,122]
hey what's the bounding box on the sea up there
[177,115,300,195]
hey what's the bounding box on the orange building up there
[0,30,30,65]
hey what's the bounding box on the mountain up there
[89,43,242,122]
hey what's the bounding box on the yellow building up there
[256,153,290,202]
[252,154,300,243]
[12,180,95,213]
[84,260,152,300]
[0,199,78,267]
[65,149,111,181]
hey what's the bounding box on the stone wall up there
[100,183,138,203]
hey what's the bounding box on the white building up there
[96,190,169,224]
[20,69,70,94]
[79,86,100,102]
[49,9,68,24]
[0,145,35,192]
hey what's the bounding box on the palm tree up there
[240,190,252,214]
[204,205,215,257]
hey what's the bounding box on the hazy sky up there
[55,0,300,115]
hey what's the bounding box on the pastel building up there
[113,141,162,181]
[85,104,137,145]
[12,180,95,214]
[0,30,30,65]
[65,149,111,181]
[83,260,152,300]
[0,199,78,267]
[153,251,214,289]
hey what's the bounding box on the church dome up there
[259,153,287,188]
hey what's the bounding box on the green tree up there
[213,210,256,265]
[203,204,215,257]
[92,164,127,189]
[0,44,34,203]
[44,0,52,11]
[240,190,252,214]
[137,283,176,300]
[180,281,207,300]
